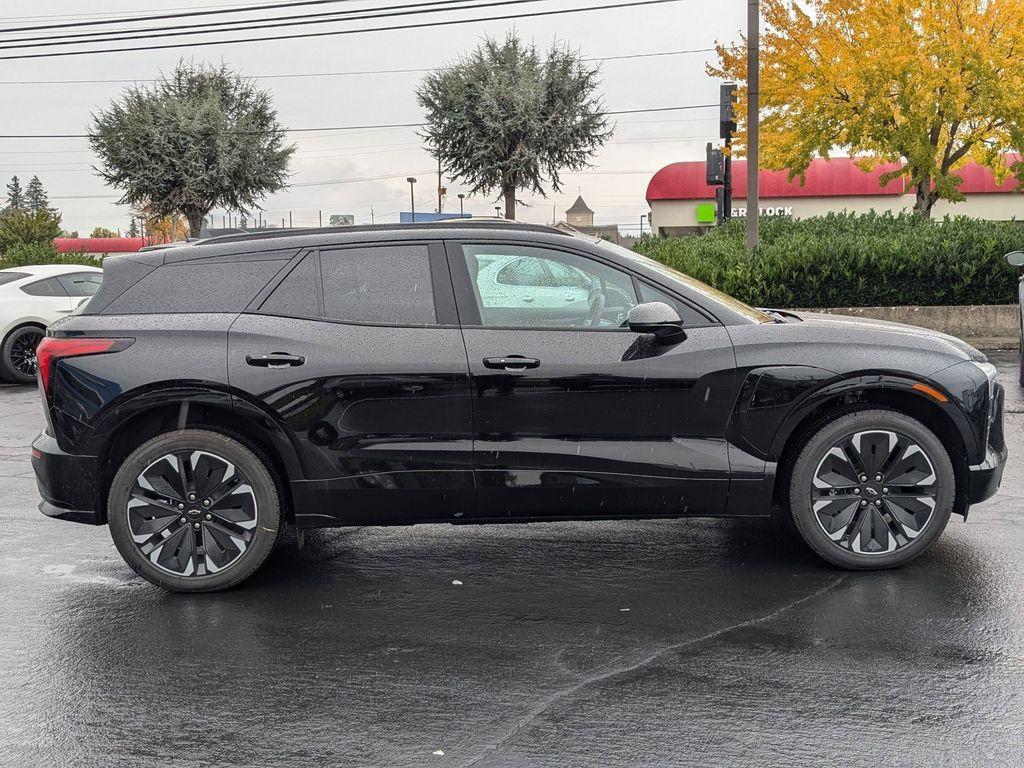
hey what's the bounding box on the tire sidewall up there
[108,429,281,592]
[788,409,954,570]
[1,325,43,385]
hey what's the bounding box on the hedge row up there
[634,213,1024,307]
[0,242,100,271]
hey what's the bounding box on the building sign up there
[694,205,794,224]
[731,206,793,217]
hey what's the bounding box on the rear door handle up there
[482,355,540,371]
[246,353,305,369]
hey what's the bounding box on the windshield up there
[578,234,773,324]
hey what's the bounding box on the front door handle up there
[482,355,540,371]
[245,352,305,369]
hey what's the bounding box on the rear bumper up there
[31,431,102,525]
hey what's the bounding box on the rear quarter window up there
[0,271,29,286]
[20,277,68,297]
[100,259,288,314]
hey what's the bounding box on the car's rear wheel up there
[787,409,954,569]
[1,325,45,384]
[108,429,282,592]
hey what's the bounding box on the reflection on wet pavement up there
[1,352,1021,766]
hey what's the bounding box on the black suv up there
[32,222,1006,591]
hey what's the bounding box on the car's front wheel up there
[788,409,954,569]
[108,429,282,592]
[0,325,45,384]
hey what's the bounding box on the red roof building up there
[53,237,148,255]
[646,157,1022,236]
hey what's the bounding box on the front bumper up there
[31,431,102,525]
[967,444,1007,505]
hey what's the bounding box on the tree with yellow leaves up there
[710,0,1024,217]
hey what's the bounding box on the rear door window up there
[320,245,436,326]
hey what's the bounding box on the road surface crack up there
[460,575,847,767]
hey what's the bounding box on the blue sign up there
[399,212,472,223]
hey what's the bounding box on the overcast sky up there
[2,0,746,233]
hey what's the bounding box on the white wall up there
[650,194,1024,236]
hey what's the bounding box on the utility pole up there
[371,206,375,224]
[437,157,443,214]
[747,0,760,250]
[319,210,322,227]
[639,214,644,238]
[289,211,293,228]
[407,177,417,221]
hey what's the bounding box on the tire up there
[0,325,45,384]
[787,409,954,570]
[108,429,282,592]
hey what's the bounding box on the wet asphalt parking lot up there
[1,352,1022,767]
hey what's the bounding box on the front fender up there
[727,366,982,465]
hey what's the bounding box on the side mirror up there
[628,302,686,345]
[1006,251,1024,267]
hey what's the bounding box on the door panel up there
[461,327,737,518]
[229,314,475,526]
[450,240,740,519]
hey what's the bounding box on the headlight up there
[971,361,999,421]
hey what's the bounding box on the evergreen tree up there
[127,217,140,238]
[25,175,50,213]
[89,60,294,237]
[418,34,610,221]
[5,176,24,211]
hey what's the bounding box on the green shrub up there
[0,208,63,253]
[635,212,1023,307]
[0,242,100,269]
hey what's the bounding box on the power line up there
[0,103,716,139]
[0,48,716,85]
[0,0,379,34]
[0,134,712,169]
[0,0,544,51]
[0,0,687,60]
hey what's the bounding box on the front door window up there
[462,244,638,329]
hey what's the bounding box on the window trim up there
[446,239,719,332]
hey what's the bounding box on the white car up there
[0,264,103,384]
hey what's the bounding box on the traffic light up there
[715,186,727,224]
[720,82,737,139]
[706,142,725,186]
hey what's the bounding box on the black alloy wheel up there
[1,326,45,384]
[108,430,282,592]
[788,409,955,569]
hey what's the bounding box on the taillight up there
[36,337,134,396]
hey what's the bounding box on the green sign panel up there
[696,202,716,224]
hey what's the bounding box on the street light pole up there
[406,177,417,222]
[458,193,465,217]
[747,0,760,250]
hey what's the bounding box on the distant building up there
[54,237,146,255]
[646,157,1024,237]
[566,195,595,228]
[556,195,631,246]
